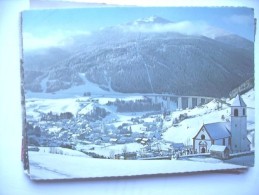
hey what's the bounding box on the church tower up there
[230,94,250,153]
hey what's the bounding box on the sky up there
[22,7,255,50]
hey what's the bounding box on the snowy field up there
[28,148,246,180]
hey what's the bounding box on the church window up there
[234,109,238,116]
[201,134,205,140]
[243,108,246,116]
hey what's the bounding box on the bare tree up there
[122,145,128,159]
[109,150,115,159]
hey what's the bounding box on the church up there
[192,94,250,154]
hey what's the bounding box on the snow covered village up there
[25,82,255,159]
[21,7,255,179]
[24,81,255,179]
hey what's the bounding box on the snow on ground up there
[25,89,254,180]
[26,74,117,99]
[28,151,246,180]
[25,89,255,145]
[163,89,255,144]
[75,143,143,157]
[78,103,95,115]
[111,112,147,128]
[26,94,147,120]
[41,147,90,157]
[26,73,148,100]
[26,98,83,118]
[131,124,146,133]
[184,156,222,163]
[163,104,229,143]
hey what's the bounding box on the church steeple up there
[231,94,247,108]
[230,94,250,153]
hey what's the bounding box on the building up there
[209,145,230,159]
[230,94,250,153]
[193,94,250,154]
[192,122,231,153]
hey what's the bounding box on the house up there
[193,122,231,153]
[210,145,230,159]
[141,138,150,145]
[193,94,251,154]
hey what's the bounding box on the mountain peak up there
[131,16,171,25]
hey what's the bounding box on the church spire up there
[231,94,246,107]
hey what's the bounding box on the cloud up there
[121,21,230,39]
[22,30,91,50]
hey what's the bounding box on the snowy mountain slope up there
[23,16,254,98]
[26,98,84,118]
[162,89,255,144]
[215,34,254,50]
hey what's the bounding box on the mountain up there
[215,34,254,50]
[23,47,72,72]
[23,16,254,98]
[129,16,172,25]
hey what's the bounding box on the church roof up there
[210,145,229,152]
[203,122,231,140]
[231,94,246,107]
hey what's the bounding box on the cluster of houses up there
[27,107,172,158]
[27,94,251,160]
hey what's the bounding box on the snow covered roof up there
[204,122,231,140]
[210,145,229,152]
[231,94,246,107]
